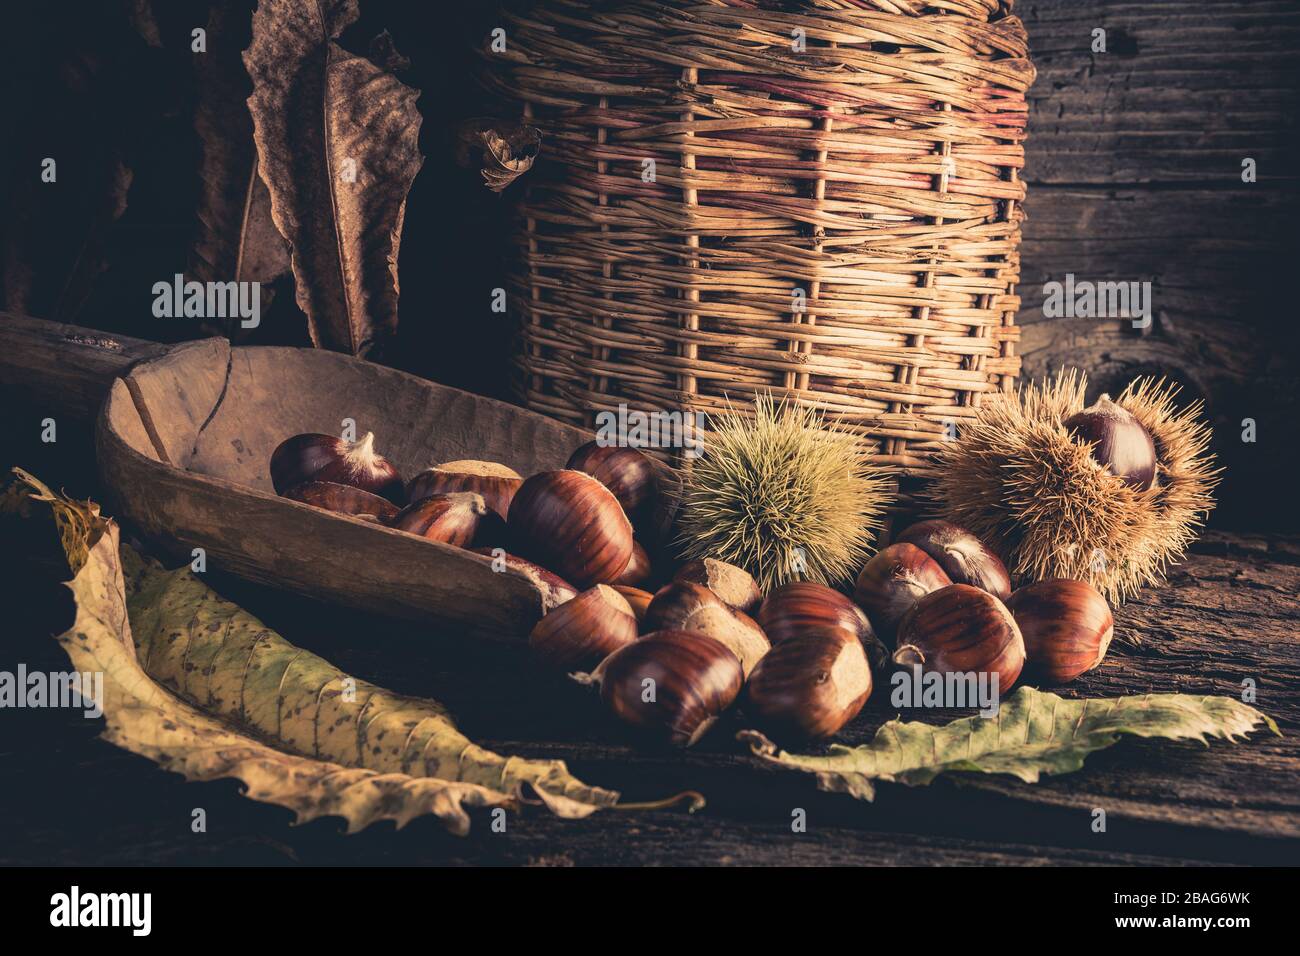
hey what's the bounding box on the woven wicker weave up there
[483,0,1035,477]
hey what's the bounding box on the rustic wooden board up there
[1023,0,1300,185]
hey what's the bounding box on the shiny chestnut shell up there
[470,547,577,610]
[645,581,770,677]
[508,470,634,588]
[853,543,952,641]
[407,460,522,520]
[1006,578,1114,684]
[612,585,654,624]
[894,584,1025,691]
[270,432,404,503]
[674,558,763,616]
[742,627,872,743]
[758,581,874,646]
[390,492,486,547]
[283,480,400,522]
[591,629,743,748]
[566,441,658,526]
[896,520,1011,600]
[1064,395,1158,492]
[614,540,654,589]
[529,585,638,671]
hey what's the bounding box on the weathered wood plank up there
[1024,0,1300,184]
[0,312,169,421]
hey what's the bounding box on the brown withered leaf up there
[243,0,423,357]
[455,118,541,193]
[10,470,625,835]
[189,0,291,338]
[367,29,410,74]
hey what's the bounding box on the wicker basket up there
[483,0,1035,478]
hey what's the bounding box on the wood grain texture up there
[0,312,169,421]
[1023,0,1300,185]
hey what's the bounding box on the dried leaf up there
[244,0,424,356]
[13,470,620,834]
[455,118,541,193]
[367,29,410,74]
[189,0,291,338]
[740,686,1279,802]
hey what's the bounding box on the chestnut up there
[614,540,654,589]
[1064,394,1158,491]
[282,480,400,523]
[529,584,638,671]
[853,543,952,641]
[645,581,770,676]
[895,520,1011,600]
[507,470,634,589]
[407,460,522,520]
[470,547,577,610]
[390,492,487,547]
[894,584,1025,692]
[673,558,763,616]
[1005,578,1114,684]
[758,581,874,647]
[742,626,872,743]
[612,585,654,624]
[566,440,658,527]
[270,432,404,503]
[587,629,743,748]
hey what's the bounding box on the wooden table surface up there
[1,489,1296,866]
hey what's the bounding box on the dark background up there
[1,1,1298,868]
[2,0,1298,528]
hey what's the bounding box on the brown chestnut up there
[896,520,1011,601]
[271,432,404,503]
[673,558,763,616]
[407,460,522,520]
[282,480,400,523]
[470,547,577,610]
[566,441,658,526]
[758,581,874,647]
[390,492,486,547]
[507,470,634,588]
[742,627,872,743]
[853,543,952,641]
[1064,394,1158,491]
[1005,578,1114,684]
[612,585,654,624]
[645,581,770,676]
[614,540,654,589]
[529,584,638,671]
[894,584,1025,692]
[587,629,743,748]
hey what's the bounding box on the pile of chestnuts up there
[271,429,1117,751]
[269,431,665,590]
[853,519,1115,689]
